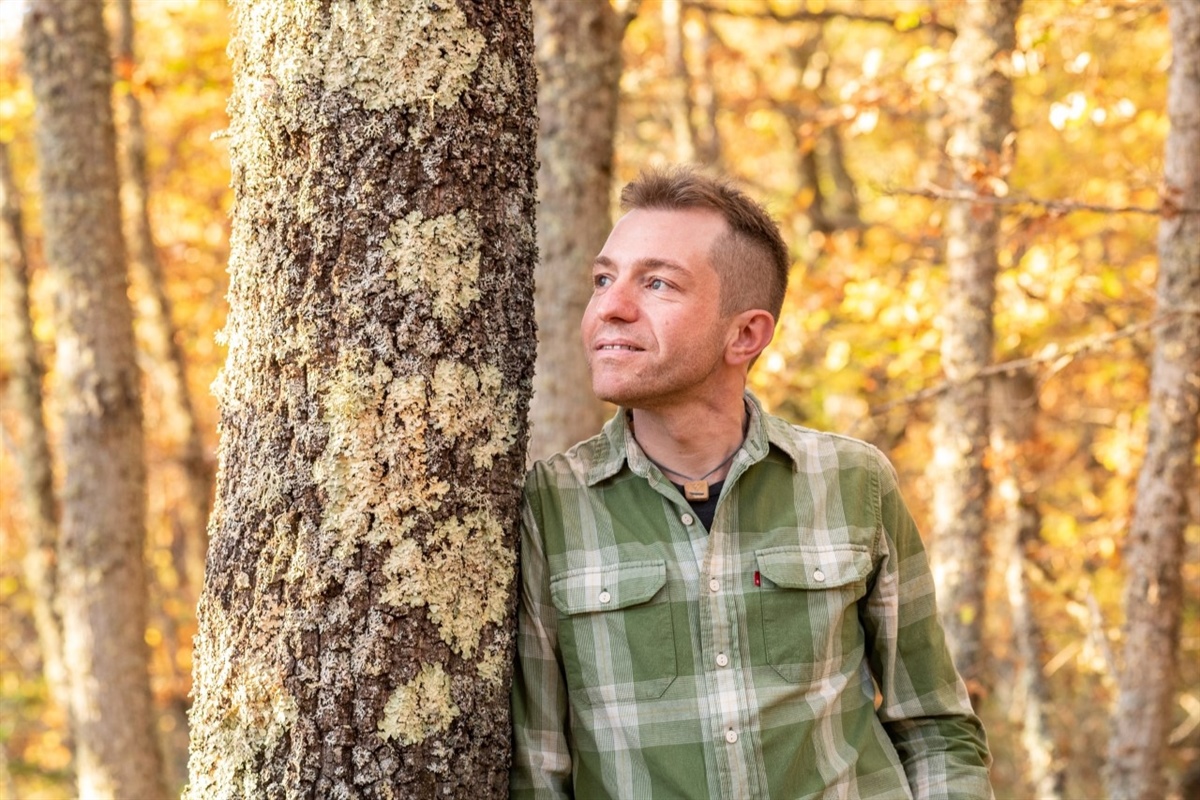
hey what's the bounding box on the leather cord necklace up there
[644,444,741,503]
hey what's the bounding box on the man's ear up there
[725,309,776,367]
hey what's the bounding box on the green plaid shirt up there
[512,394,992,799]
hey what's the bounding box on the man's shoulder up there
[525,428,614,493]
[761,410,889,470]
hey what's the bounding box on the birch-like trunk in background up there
[927,0,1021,688]
[115,0,213,594]
[22,1,167,796]
[0,142,68,718]
[528,0,624,459]
[1107,1,1200,797]
[991,370,1064,800]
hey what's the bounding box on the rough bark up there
[115,0,213,595]
[528,0,622,460]
[927,0,1020,688]
[1107,1,1200,797]
[21,2,167,798]
[0,142,68,716]
[990,371,1064,800]
[185,2,537,797]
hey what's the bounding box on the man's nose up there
[592,276,638,322]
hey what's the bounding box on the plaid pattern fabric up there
[512,394,993,800]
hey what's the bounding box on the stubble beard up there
[588,339,727,411]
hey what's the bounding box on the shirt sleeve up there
[510,477,573,800]
[860,452,994,800]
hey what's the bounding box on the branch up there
[615,0,644,33]
[864,309,1199,420]
[886,184,1200,217]
[683,0,956,36]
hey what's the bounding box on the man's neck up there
[629,391,748,485]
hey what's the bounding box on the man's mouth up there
[597,344,642,351]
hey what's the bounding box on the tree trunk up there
[927,0,1020,688]
[113,4,208,785]
[21,2,167,798]
[990,370,1064,800]
[786,29,832,236]
[0,142,68,717]
[115,0,213,596]
[185,2,537,797]
[662,0,697,163]
[1107,1,1200,797]
[818,125,860,228]
[687,10,721,166]
[527,0,622,460]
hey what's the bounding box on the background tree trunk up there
[990,370,1064,800]
[115,0,213,596]
[662,0,697,164]
[927,0,1020,689]
[0,142,68,718]
[113,2,208,785]
[21,1,167,797]
[1106,1,1200,797]
[686,9,721,167]
[185,2,537,797]
[527,0,624,459]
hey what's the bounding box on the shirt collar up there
[583,391,801,487]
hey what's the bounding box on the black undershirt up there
[673,480,724,531]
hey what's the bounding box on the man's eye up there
[648,278,667,290]
[593,275,611,288]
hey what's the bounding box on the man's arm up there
[511,487,573,800]
[860,454,994,800]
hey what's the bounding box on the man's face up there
[581,207,733,409]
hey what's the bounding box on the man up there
[512,166,992,799]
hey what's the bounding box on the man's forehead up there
[612,205,727,229]
[601,208,726,252]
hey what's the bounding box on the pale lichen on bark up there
[311,347,518,659]
[378,663,461,746]
[380,510,513,658]
[189,645,299,798]
[430,360,519,469]
[270,0,485,112]
[383,210,482,326]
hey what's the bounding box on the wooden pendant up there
[683,481,709,502]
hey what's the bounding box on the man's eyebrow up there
[591,255,690,274]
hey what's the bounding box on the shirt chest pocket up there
[550,559,677,707]
[755,546,872,684]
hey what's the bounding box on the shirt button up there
[598,590,611,604]
[716,653,729,667]
[708,578,720,593]
[681,513,695,526]
[725,730,738,744]
[813,569,826,582]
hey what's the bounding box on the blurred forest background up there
[0,0,1197,798]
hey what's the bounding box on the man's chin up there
[594,385,668,411]
[591,382,637,407]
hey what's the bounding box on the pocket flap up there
[756,546,870,589]
[550,560,667,615]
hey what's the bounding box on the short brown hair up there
[619,166,790,322]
